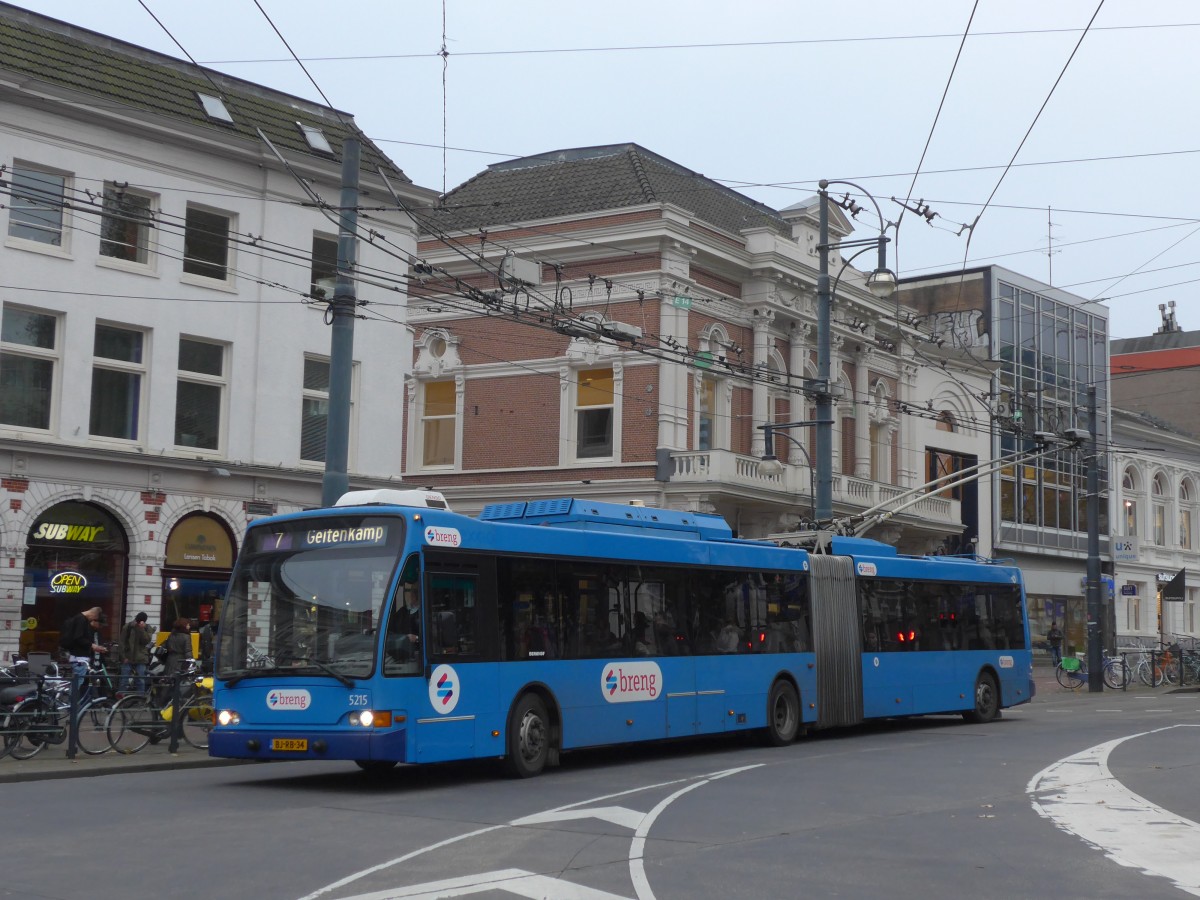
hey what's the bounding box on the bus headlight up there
[348,710,392,728]
[217,709,240,726]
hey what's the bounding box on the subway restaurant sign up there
[32,523,105,542]
[166,515,234,569]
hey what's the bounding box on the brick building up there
[404,144,989,549]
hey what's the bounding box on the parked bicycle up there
[1054,652,1130,690]
[2,661,117,759]
[105,660,214,754]
[1132,643,1179,687]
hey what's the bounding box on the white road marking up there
[299,765,762,900]
[1028,724,1200,896]
[333,868,630,900]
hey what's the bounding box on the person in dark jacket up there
[59,607,105,677]
[119,612,152,693]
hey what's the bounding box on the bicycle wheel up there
[106,695,156,755]
[1055,662,1085,689]
[181,691,214,750]
[8,697,60,760]
[1162,658,1180,686]
[1102,659,1129,690]
[76,698,115,755]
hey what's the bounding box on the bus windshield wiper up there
[276,655,356,688]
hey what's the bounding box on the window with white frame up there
[1152,472,1167,546]
[99,183,155,266]
[697,374,717,451]
[310,233,338,300]
[1181,480,1195,551]
[1128,595,1140,631]
[300,356,330,462]
[183,205,233,281]
[575,367,614,459]
[90,324,145,441]
[1123,468,1139,536]
[0,305,58,430]
[420,379,456,467]
[175,337,226,450]
[8,164,68,247]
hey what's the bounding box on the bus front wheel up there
[764,679,800,746]
[505,693,550,778]
[963,672,999,723]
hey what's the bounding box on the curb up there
[0,754,251,785]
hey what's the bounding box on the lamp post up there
[758,420,830,527]
[815,179,897,523]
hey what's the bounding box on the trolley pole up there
[1086,385,1103,692]
[321,137,360,507]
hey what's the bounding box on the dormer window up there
[196,92,233,124]
[297,122,333,154]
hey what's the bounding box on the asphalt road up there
[4,687,1199,900]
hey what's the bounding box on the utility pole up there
[1086,384,1103,692]
[321,137,360,507]
[815,187,834,523]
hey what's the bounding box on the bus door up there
[808,555,864,728]
[413,553,500,763]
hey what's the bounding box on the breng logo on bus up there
[423,526,461,548]
[600,661,662,703]
[266,689,311,710]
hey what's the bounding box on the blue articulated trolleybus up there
[210,490,1033,776]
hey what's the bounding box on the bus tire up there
[963,671,999,723]
[354,760,398,775]
[505,693,550,778]
[764,679,800,746]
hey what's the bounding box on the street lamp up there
[815,179,896,523]
[759,421,830,527]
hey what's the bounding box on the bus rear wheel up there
[765,679,800,746]
[963,672,999,723]
[505,693,550,778]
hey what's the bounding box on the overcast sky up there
[11,0,1199,339]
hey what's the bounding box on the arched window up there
[1152,472,1168,546]
[1122,467,1140,536]
[1181,479,1196,551]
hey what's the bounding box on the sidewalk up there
[0,743,243,784]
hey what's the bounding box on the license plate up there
[271,738,308,752]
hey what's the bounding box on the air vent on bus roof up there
[334,489,449,510]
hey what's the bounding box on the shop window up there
[90,324,145,441]
[8,163,68,248]
[175,337,226,450]
[99,183,155,266]
[183,205,233,282]
[21,502,128,659]
[0,305,58,430]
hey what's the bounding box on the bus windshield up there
[216,515,404,683]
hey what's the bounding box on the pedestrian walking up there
[119,612,152,693]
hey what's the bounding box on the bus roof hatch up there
[334,489,450,510]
